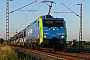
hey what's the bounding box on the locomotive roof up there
[40,15,64,20]
[42,18,64,20]
[40,15,53,18]
[26,15,65,28]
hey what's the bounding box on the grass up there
[0,44,19,60]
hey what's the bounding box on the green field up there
[0,44,19,60]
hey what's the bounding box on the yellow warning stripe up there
[38,18,43,44]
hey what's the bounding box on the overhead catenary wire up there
[9,0,37,37]
[17,1,38,31]
[10,0,87,34]
[53,0,87,17]
[17,0,43,32]
[21,3,43,26]
[51,0,71,16]
[11,0,87,33]
[61,2,80,17]
[18,3,38,29]
[9,0,37,13]
[80,0,87,3]
[53,3,78,17]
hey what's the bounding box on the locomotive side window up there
[38,21,39,27]
[36,21,39,27]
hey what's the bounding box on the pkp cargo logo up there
[28,29,32,36]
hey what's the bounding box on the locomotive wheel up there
[30,43,36,50]
[38,45,41,51]
[53,45,56,53]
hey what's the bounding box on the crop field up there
[0,44,19,60]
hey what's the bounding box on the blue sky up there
[0,0,90,41]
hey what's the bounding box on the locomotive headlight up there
[44,35,47,38]
[49,28,50,30]
[61,36,64,38]
[44,35,48,38]
[57,29,59,30]
[53,28,55,30]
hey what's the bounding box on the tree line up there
[0,38,3,44]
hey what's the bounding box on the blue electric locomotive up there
[26,15,67,52]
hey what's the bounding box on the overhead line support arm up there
[9,0,37,13]
[61,2,80,17]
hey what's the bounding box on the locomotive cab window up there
[43,20,64,27]
[53,20,64,27]
[43,20,53,27]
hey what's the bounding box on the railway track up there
[37,51,90,60]
[11,46,90,60]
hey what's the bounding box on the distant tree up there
[71,39,77,47]
[0,38,3,44]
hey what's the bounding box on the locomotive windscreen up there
[43,20,64,27]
